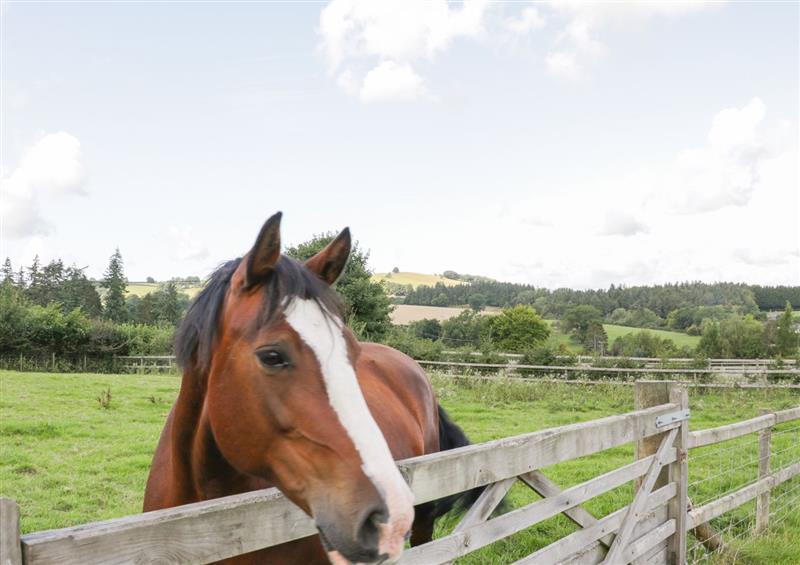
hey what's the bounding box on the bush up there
[383,328,444,361]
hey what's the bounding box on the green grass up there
[544,320,701,354]
[603,324,701,349]
[1,370,797,564]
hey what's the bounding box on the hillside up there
[372,271,466,289]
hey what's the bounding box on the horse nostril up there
[356,505,388,550]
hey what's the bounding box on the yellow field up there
[372,271,466,289]
[125,283,204,299]
[390,304,498,324]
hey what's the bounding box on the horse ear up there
[246,212,282,286]
[305,228,351,285]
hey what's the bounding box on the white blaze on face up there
[284,298,415,561]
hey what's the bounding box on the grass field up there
[1,370,798,563]
[372,271,466,288]
[390,304,500,325]
[603,324,702,349]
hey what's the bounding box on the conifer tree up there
[102,248,128,323]
[1,258,13,284]
[776,302,799,356]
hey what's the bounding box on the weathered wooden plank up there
[1,498,22,565]
[619,519,675,564]
[22,488,316,565]
[518,471,612,549]
[558,506,668,565]
[641,541,668,565]
[401,403,678,505]
[451,477,515,534]
[775,406,800,424]
[401,452,676,565]
[514,483,676,565]
[687,497,724,553]
[602,428,677,564]
[688,414,776,449]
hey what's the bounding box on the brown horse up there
[144,212,474,564]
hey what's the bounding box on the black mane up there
[175,255,343,372]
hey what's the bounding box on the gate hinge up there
[655,409,690,429]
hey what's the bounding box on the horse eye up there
[257,349,288,369]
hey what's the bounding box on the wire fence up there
[687,421,800,564]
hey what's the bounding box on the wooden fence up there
[2,381,798,565]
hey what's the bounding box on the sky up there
[1,0,798,289]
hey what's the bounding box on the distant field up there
[603,323,701,348]
[390,304,499,324]
[543,321,699,353]
[372,271,466,289]
[126,282,203,299]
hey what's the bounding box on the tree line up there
[0,234,395,370]
[0,251,189,368]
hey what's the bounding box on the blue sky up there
[1,1,798,289]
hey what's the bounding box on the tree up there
[485,305,550,352]
[102,248,128,323]
[468,293,487,312]
[561,305,604,344]
[146,276,156,283]
[286,233,392,340]
[698,320,724,358]
[1,258,13,284]
[157,281,182,326]
[392,267,400,274]
[776,302,799,356]
[409,318,442,341]
[583,322,608,355]
[61,265,103,318]
[26,255,47,305]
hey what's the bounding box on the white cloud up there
[544,1,720,80]
[545,51,582,80]
[662,98,770,213]
[0,132,86,239]
[499,98,797,288]
[319,1,719,95]
[319,0,489,102]
[506,7,546,35]
[599,211,649,237]
[168,226,209,261]
[359,61,426,103]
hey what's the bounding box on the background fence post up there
[0,498,22,565]
[756,408,772,533]
[668,383,689,565]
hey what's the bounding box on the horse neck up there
[170,366,261,502]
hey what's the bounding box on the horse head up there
[178,212,414,563]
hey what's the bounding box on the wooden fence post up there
[0,498,22,565]
[634,381,688,565]
[667,383,689,565]
[756,408,772,533]
[635,381,671,491]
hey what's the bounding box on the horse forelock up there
[174,255,343,374]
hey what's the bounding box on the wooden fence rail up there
[2,382,798,565]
